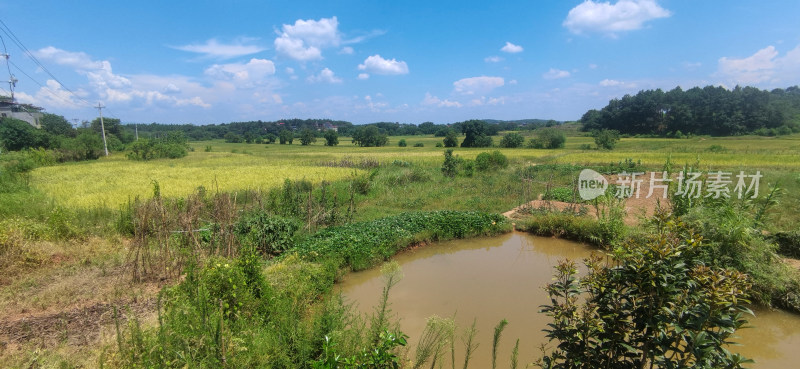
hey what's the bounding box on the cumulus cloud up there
[358,55,409,75]
[599,79,623,86]
[204,58,277,86]
[453,76,504,95]
[274,16,341,61]
[358,73,370,80]
[563,0,671,35]
[501,42,523,53]
[33,46,103,69]
[29,46,210,110]
[339,46,354,54]
[171,38,266,59]
[717,45,800,85]
[543,68,571,80]
[422,93,462,108]
[484,56,504,63]
[307,68,343,84]
[15,80,88,109]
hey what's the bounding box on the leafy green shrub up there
[538,220,752,369]
[443,129,459,148]
[474,151,508,171]
[127,132,189,160]
[499,133,524,148]
[435,142,443,148]
[397,139,407,147]
[234,211,300,256]
[707,144,727,153]
[517,212,624,248]
[413,142,424,147]
[579,143,592,150]
[441,149,458,177]
[593,129,620,150]
[528,128,566,149]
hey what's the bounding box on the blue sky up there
[1,0,799,125]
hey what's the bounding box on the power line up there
[0,18,96,109]
[9,59,91,108]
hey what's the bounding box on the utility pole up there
[95,102,109,156]
[135,122,139,140]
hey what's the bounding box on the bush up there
[398,138,407,147]
[593,129,620,150]
[441,149,458,177]
[234,211,300,256]
[413,142,424,147]
[499,132,525,148]
[127,132,189,160]
[528,128,566,149]
[474,151,508,171]
[538,219,752,369]
[443,129,459,148]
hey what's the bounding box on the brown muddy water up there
[338,232,800,368]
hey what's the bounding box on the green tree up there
[40,113,75,137]
[279,129,294,144]
[397,138,407,147]
[443,129,459,147]
[418,121,437,134]
[299,128,317,146]
[538,218,752,369]
[593,129,620,150]
[323,130,338,146]
[528,128,566,149]
[0,118,48,151]
[224,132,243,143]
[90,117,123,139]
[499,132,524,148]
[352,125,388,147]
[460,120,492,148]
[441,149,458,177]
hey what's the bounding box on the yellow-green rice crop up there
[32,151,362,209]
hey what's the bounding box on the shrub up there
[413,142,424,147]
[398,138,407,147]
[300,128,317,146]
[499,132,524,148]
[593,129,620,150]
[474,151,508,171]
[772,231,800,258]
[528,128,566,149]
[441,149,458,177]
[538,219,752,369]
[234,211,300,256]
[323,130,338,146]
[443,129,459,148]
[127,132,189,160]
[435,142,443,147]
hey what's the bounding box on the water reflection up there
[338,232,800,369]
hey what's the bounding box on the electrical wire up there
[0,18,98,109]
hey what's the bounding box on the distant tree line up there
[581,85,800,136]
[126,118,563,143]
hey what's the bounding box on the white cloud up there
[422,92,462,108]
[509,79,518,85]
[164,83,181,94]
[33,46,103,69]
[563,0,671,35]
[171,38,266,59]
[358,55,409,75]
[29,46,211,111]
[599,79,623,86]
[717,45,800,85]
[485,56,504,63]
[307,68,343,84]
[501,42,523,53]
[453,76,504,95]
[204,58,276,86]
[543,68,571,80]
[274,16,341,61]
[16,80,88,109]
[358,73,370,80]
[339,46,354,54]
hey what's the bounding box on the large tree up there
[459,119,492,148]
[352,125,388,147]
[40,113,76,137]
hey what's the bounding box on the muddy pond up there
[339,232,800,368]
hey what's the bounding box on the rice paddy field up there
[29,133,800,217]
